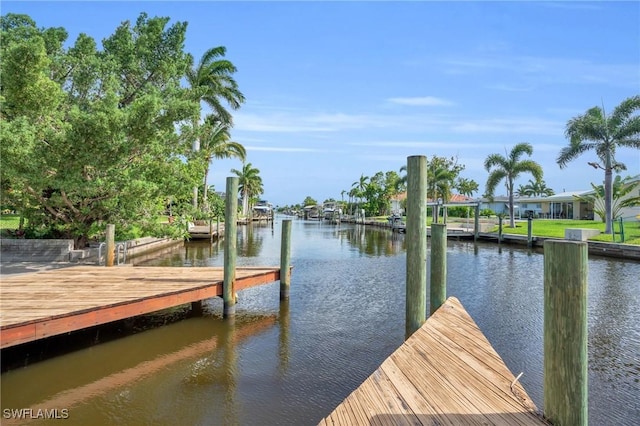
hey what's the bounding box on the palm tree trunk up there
[604,165,613,234]
[508,190,515,228]
[192,138,200,210]
[203,166,209,206]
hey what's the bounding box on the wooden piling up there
[191,301,203,317]
[405,155,427,339]
[105,224,115,267]
[474,203,480,242]
[280,219,292,300]
[527,216,533,248]
[223,177,239,318]
[544,240,588,426]
[498,216,503,243]
[430,223,447,315]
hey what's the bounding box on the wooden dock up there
[187,222,224,240]
[0,265,281,349]
[320,297,549,425]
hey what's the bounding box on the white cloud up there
[451,117,564,135]
[387,96,455,106]
[441,54,639,89]
[349,141,501,150]
[246,146,328,153]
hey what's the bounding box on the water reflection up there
[340,225,405,257]
[1,314,276,426]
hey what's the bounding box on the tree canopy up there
[0,12,244,247]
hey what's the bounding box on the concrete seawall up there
[338,218,640,261]
[1,239,75,262]
[0,237,183,264]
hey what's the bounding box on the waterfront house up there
[479,175,639,221]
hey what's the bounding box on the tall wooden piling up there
[498,216,503,243]
[430,223,447,315]
[527,216,533,248]
[474,203,480,242]
[544,240,588,426]
[280,219,292,300]
[105,224,115,267]
[405,155,427,339]
[223,177,239,318]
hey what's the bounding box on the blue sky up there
[4,1,639,206]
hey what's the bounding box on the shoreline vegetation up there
[2,213,639,246]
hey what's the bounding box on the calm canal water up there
[2,218,639,425]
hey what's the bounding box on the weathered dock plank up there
[320,297,548,425]
[0,266,281,348]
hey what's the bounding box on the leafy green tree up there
[484,143,543,228]
[574,175,640,222]
[557,96,640,234]
[302,196,317,207]
[1,13,201,248]
[231,162,263,215]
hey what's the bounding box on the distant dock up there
[320,297,549,425]
[0,265,282,349]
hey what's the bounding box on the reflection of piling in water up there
[278,299,290,377]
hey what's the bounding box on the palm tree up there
[518,179,554,197]
[557,96,640,234]
[574,174,640,223]
[484,143,543,228]
[231,162,263,216]
[427,163,458,223]
[187,46,245,124]
[187,46,245,208]
[352,174,369,209]
[199,115,246,205]
[456,178,479,198]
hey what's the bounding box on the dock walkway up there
[320,297,548,425]
[0,265,281,349]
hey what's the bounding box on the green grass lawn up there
[495,219,640,245]
[0,214,21,230]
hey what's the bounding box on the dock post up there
[498,216,503,243]
[430,223,447,315]
[280,219,292,300]
[544,240,588,426]
[527,216,533,248]
[223,177,239,318]
[474,203,480,242]
[105,224,115,267]
[405,155,427,339]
